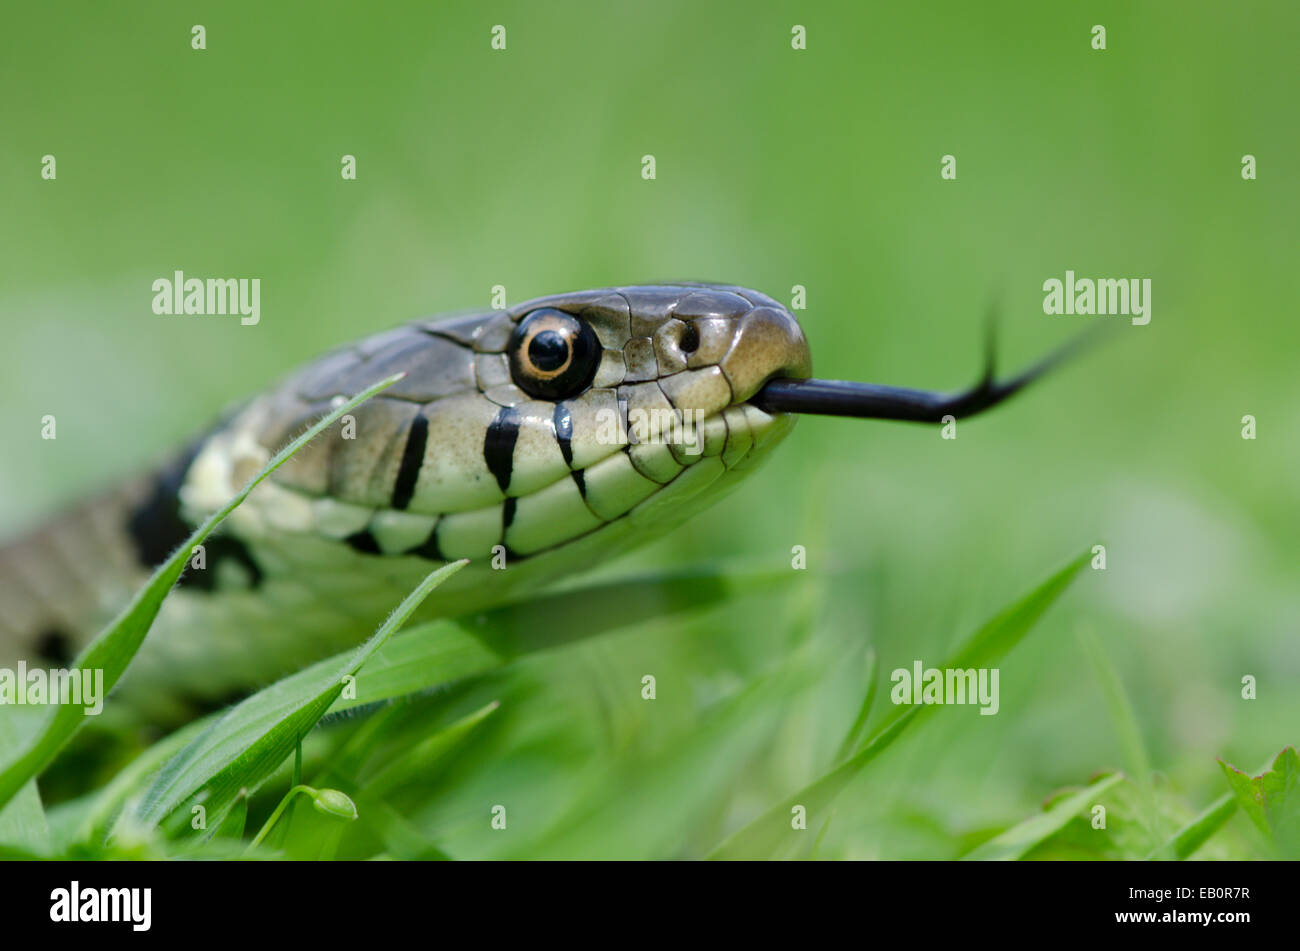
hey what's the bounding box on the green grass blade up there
[1077,625,1162,847]
[0,371,405,810]
[1078,627,1151,783]
[807,810,835,860]
[942,551,1090,671]
[0,711,48,853]
[1148,792,1237,860]
[211,791,249,841]
[833,647,878,762]
[962,772,1124,860]
[133,559,467,834]
[708,549,1091,860]
[363,700,499,797]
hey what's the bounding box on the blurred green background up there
[1,1,1296,857]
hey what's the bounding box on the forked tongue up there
[752,326,1099,422]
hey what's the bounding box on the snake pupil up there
[528,330,569,371]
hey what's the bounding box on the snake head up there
[180,284,813,580]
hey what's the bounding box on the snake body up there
[0,284,811,711]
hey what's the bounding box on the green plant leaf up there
[962,772,1124,860]
[133,559,467,834]
[0,371,406,811]
[1218,747,1300,858]
[708,549,1091,860]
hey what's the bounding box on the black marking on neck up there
[484,406,520,493]
[126,428,264,591]
[391,414,428,511]
[503,496,517,530]
[126,438,206,570]
[184,536,264,590]
[572,469,587,498]
[553,403,574,467]
[344,530,382,555]
[35,627,74,665]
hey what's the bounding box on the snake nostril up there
[679,322,700,354]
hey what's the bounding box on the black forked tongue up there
[752,326,1096,423]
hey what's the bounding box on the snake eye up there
[507,308,602,400]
